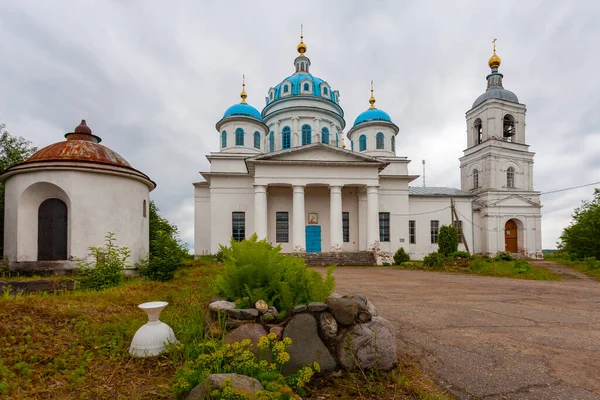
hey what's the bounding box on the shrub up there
[393,248,410,265]
[77,232,129,290]
[469,257,487,271]
[514,260,531,274]
[584,257,600,270]
[494,251,513,261]
[423,252,445,269]
[438,225,459,256]
[451,251,471,260]
[215,234,335,312]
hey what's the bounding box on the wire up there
[540,181,600,195]
[390,206,450,217]
[455,208,497,232]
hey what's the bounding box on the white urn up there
[128,301,177,357]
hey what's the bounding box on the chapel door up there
[504,219,518,253]
[38,198,68,261]
[305,226,322,253]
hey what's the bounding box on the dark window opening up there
[474,118,483,144]
[276,212,289,243]
[379,212,390,242]
[232,212,245,242]
[430,220,439,244]
[507,167,515,188]
[342,212,350,243]
[409,220,416,244]
[503,115,515,142]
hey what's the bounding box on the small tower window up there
[473,169,479,189]
[283,84,289,93]
[391,136,396,153]
[221,130,227,148]
[143,200,147,218]
[336,132,339,147]
[301,63,305,72]
[269,131,275,152]
[254,131,260,149]
[302,124,312,145]
[359,134,367,152]
[235,128,244,146]
[474,118,483,144]
[351,140,354,151]
[282,126,291,149]
[321,127,330,144]
[507,167,515,188]
[503,114,515,142]
[376,132,384,149]
[303,83,309,91]
[270,91,273,100]
[323,87,328,95]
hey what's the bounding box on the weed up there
[77,232,129,290]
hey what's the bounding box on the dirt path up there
[329,266,600,399]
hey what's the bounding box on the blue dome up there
[272,73,336,102]
[223,103,263,121]
[353,108,392,126]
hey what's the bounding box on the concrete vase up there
[129,301,177,357]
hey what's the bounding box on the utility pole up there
[450,198,470,253]
[422,160,426,187]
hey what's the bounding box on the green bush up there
[469,257,487,271]
[77,232,129,290]
[451,251,471,260]
[393,248,410,265]
[423,252,445,269]
[584,257,600,270]
[438,225,459,256]
[494,251,513,261]
[215,234,335,312]
[514,260,531,274]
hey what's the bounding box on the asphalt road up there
[330,263,600,400]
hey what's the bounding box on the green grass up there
[544,253,600,281]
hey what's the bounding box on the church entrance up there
[504,219,518,253]
[305,225,321,253]
[38,198,68,261]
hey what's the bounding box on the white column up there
[329,185,343,251]
[254,185,268,240]
[292,185,306,252]
[366,186,379,249]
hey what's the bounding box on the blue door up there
[305,226,322,253]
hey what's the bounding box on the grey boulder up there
[326,297,358,326]
[224,323,267,357]
[185,373,263,399]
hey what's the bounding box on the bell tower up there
[459,40,542,259]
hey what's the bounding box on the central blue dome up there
[272,73,335,102]
[353,108,392,127]
[223,103,263,121]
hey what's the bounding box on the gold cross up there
[492,38,497,53]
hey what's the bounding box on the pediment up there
[247,143,383,164]
[490,194,541,208]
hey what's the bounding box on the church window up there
[276,212,289,243]
[391,136,396,153]
[221,130,227,148]
[301,63,305,72]
[379,212,390,242]
[351,140,354,151]
[303,83,309,91]
[235,128,244,146]
[342,212,350,242]
[474,118,483,144]
[282,126,291,149]
[503,114,515,142]
[143,200,147,218]
[254,131,260,149]
[376,132,384,149]
[283,84,289,93]
[430,220,439,244]
[409,220,416,244]
[359,134,367,152]
[302,124,312,145]
[473,169,479,188]
[270,91,273,100]
[269,131,275,152]
[323,87,328,95]
[507,167,515,188]
[321,127,330,144]
[336,132,339,147]
[232,212,245,242]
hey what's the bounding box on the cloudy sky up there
[1,0,598,250]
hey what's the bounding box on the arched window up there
[323,87,328,95]
[473,169,479,189]
[303,83,309,91]
[336,133,339,147]
[270,91,273,100]
[351,140,354,151]
[282,126,291,149]
[269,131,275,152]
[143,200,147,218]
[376,132,384,149]
[507,167,515,188]
[253,131,260,149]
[235,128,244,146]
[283,84,289,93]
[503,114,515,142]
[221,130,227,148]
[302,124,312,145]
[391,136,396,153]
[359,134,367,152]
[474,118,483,144]
[321,127,330,144]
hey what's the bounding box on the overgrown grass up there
[544,253,600,280]
[397,258,561,281]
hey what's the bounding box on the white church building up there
[194,37,543,262]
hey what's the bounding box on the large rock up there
[336,316,397,371]
[185,373,263,400]
[282,313,336,375]
[224,324,267,357]
[209,300,236,314]
[346,294,377,317]
[318,311,338,354]
[326,297,358,326]
[227,308,259,320]
[308,302,328,312]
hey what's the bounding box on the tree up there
[139,200,189,281]
[438,225,459,256]
[0,124,37,255]
[559,189,600,259]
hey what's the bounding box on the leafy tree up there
[559,189,600,259]
[138,200,188,281]
[0,124,37,255]
[438,225,459,256]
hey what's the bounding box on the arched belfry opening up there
[503,114,515,142]
[474,118,483,144]
[38,198,68,261]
